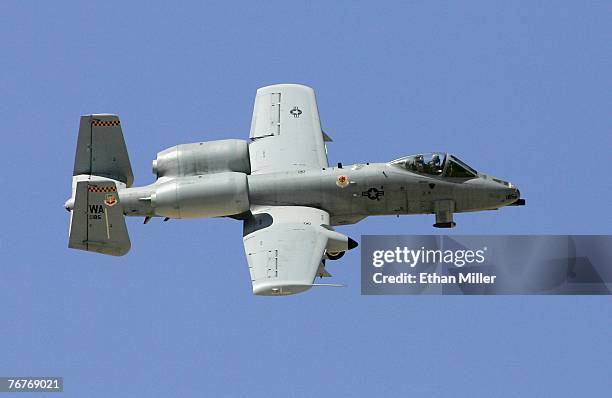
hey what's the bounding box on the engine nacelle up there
[152,139,250,178]
[151,172,249,219]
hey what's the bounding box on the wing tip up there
[256,83,314,94]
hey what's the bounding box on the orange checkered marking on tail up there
[88,185,117,193]
[92,120,120,127]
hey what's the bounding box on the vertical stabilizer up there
[68,180,130,256]
[67,114,133,256]
[73,114,134,187]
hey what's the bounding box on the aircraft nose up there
[507,186,525,206]
[506,186,519,199]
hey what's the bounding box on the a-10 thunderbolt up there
[65,84,525,296]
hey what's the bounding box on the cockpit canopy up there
[389,152,478,178]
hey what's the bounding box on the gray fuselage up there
[118,162,520,226]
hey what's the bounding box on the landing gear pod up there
[433,199,456,228]
[324,232,358,260]
[325,251,345,260]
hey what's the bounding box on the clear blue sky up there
[1,1,611,396]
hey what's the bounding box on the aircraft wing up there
[243,206,347,295]
[249,84,329,174]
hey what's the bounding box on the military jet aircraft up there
[65,84,525,295]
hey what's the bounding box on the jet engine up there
[152,139,250,178]
[151,172,250,219]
